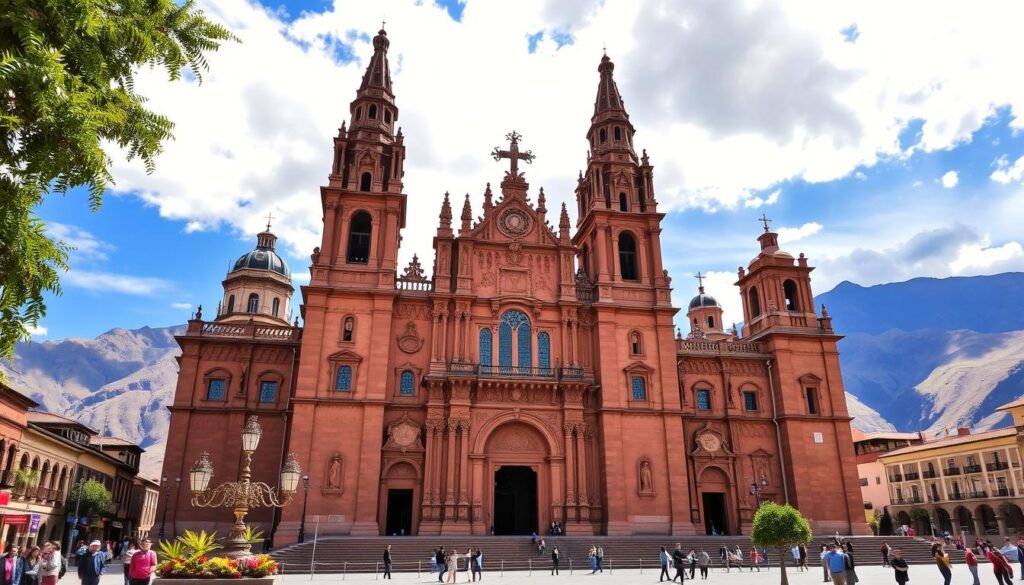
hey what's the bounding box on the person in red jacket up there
[965,547,980,585]
[986,548,1014,585]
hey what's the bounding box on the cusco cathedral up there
[160,28,867,543]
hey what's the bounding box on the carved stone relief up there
[396,321,425,353]
[638,456,655,496]
[322,452,343,494]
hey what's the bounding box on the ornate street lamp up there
[158,475,181,541]
[188,415,301,557]
[297,475,310,543]
[750,477,768,506]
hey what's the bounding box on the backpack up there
[58,557,67,579]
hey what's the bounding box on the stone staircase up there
[271,535,965,574]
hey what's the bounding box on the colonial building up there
[852,430,923,522]
[159,28,867,542]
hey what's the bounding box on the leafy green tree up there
[70,478,113,517]
[0,0,236,363]
[751,502,813,585]
[879,506,894,535]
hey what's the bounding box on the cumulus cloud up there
[46,223,111,261]
[170,302,193,310]
[100,0,1024,274]
[991,155,1024,184]
[777,222,823,243]
[816,225,1024,292]
[942,170,959,188]
[26,324,47,336]
[743,189,780,208]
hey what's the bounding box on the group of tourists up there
[659,544,712,581]
[820,539,861,584]
[431,546,484,583]
[0,541,64,585]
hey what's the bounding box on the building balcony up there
[928,495,942,503]
[944,467,961,476]
[904,472,920,481]
[996,488,1016,498]
[987,462,1010,471]
[964,464,983,474]
[445,363,590,381]
[923,470,938,479]
[890,474,904,482]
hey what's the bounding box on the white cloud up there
[991,155,1024,184]
[100,0,1024,275]
[45,223,111,261]
[949,239,1024,274]
[170,302,193,310]
[26,324,47,336]
[743,189,780,208]
[941,170,959,188]
[777,222,823,243]
[63,270,173,296]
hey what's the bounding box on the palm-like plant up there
[176,530,222,560]
[157,540,187,562]
[242,525,265,544]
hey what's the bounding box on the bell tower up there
[314,27,407,284]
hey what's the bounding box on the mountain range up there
[1,272,1021,475]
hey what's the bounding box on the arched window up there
[271,298,280,317]
[538,332,551,371]
[384,109,392,124]
[399,370,415,396]
[347,211,372,263]
[631,376,646,400]
[247,293,259,313]
[599,128,607,143]
[335,366,352,391]
[696,389,711,410]
[749,287,761,317]
[227,295,235,314]
[707,316,715,329]
[342,317,354,342]
[498,310,531,370]
[619,192,628,212]
[359,172,372,192]
[355,107,362,121]
[614,126,622,141]
[479,328,492,366]
[618,232,638,281]
[369,104,377,119]
[629,332,642,355]
[783,279,799,311]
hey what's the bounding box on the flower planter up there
[158,578,275,585]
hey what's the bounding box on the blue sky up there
[25,0,1024,340]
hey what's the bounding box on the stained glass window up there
[206,379,225,400]
[498,322,512,367]
[498,310,531,369]
[696,389,711,410]
[400,370,415,396]
[335,366,352,391]
[538,332,551,370]
[744,391,758,411]
[479,328,492,366]
[259,381,277,402]
[518,320,532,369]
[631,376,646,400]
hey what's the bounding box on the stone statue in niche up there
[638,456,654,495]
[323,452,343,493]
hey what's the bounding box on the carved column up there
[458,420,471,506]
[577,424,590,513]
[322,201,338,264]
[445,420,457,507]
[563,424,577,515]
[423,421,438,514]
[431,311,443,360]
[440,311,450,364]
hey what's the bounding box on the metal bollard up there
[569,558,573,575]
[375,561,379,580]
[343,561,347,580]
[609,559,613,575]
[639,558,642,574]
[501,559,504,578]
[529,558,532,576]
[418,560,421,579]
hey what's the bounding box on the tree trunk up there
[778,547,789,585]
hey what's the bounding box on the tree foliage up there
[71,478,113,517]
[751,502,813,585]
[0,0,237,362]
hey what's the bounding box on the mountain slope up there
[1,326,183,478]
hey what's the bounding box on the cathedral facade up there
[159,29,867,542]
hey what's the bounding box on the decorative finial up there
[537,187,547,212]
[265,211,274,232]
[694,271,705,293]
[439,191,452,229]
[195,305,203,320]
[602,42,607,56]
[821,304,829,317]
[491,131,535,176]
[758,213,772,233]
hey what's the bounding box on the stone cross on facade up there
[491,131,535,176]
[758,214,772,232]
[265,212,274,231]
[694,271,705,290]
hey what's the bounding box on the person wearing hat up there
[76,541,107,585]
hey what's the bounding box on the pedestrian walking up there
[697,550,710,581]
[820,543,831,583]
[445,548,458,584]
[671,544,685,582]
[119,541,137,585]
[596,546,604,573]
[383,545,392,580]
[822,543,848,585]
[686,549,696,579]
[436,547,446,583]
[76,542,107,585]
[890,548,909,585]
[465,548,472,576]
[843,543,859,584]
[880,542,890,567]
[965,546,980,585]
[37,544,59,585]
[470,548,482,582]
[987,548,1015,585]
[798,543,808,571]
[126,539,157,585]
[658,547,671,582]
[934,545,951,585]
[21,547,39,585]
[588,546,597,574]
[550,546,560,576]
[750,547,761,572]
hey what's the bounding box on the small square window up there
[743,391,758,411]
[631,376,647,400]
[876,476,881,485]
[258,381,277,402]
[859,477,869,486]
[206,379,225,401]
[696,389,711,410]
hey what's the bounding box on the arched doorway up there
[935,508,952,535]
[977,504,999,536]
[480,421,552,536]
[955,506,975,536]
[379,461,419,536]
[699,466,732,535]
[896,511,912,533]
[1001,503,1024,537]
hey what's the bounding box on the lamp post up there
[297,474,310,543]
[158,475,181,541]
[750,477,768,506]
[188,415,301,558]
